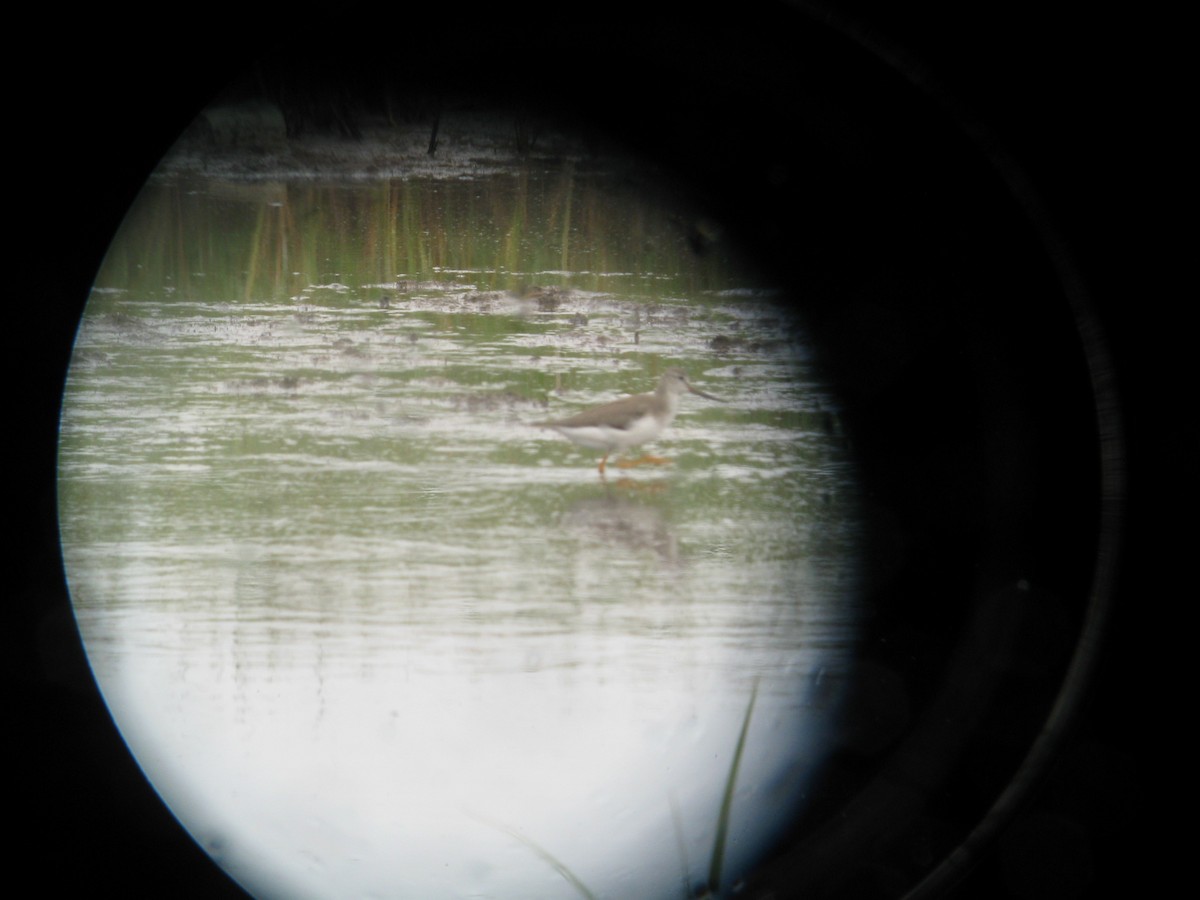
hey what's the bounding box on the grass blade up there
[468,811,598,900]
[706,678,759,897]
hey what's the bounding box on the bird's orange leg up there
[617,453,672,468]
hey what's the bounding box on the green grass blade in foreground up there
[706,678,760,897]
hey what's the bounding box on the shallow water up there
[58,146,861,899]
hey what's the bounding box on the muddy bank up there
[162,100,629,182]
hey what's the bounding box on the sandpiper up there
[537,368,724,474]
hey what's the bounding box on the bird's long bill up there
[687,384,726,402]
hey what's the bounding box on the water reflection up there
[560,493,679,564]
[59,124,860,899]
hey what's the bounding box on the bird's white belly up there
[552,413,670,452]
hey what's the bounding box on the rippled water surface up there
[58,133,862,899]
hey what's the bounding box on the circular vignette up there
[738,4,1126,899]
[19,4,1149,899]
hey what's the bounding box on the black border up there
[12,4,1169,897]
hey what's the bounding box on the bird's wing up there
[546,395,647,430]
